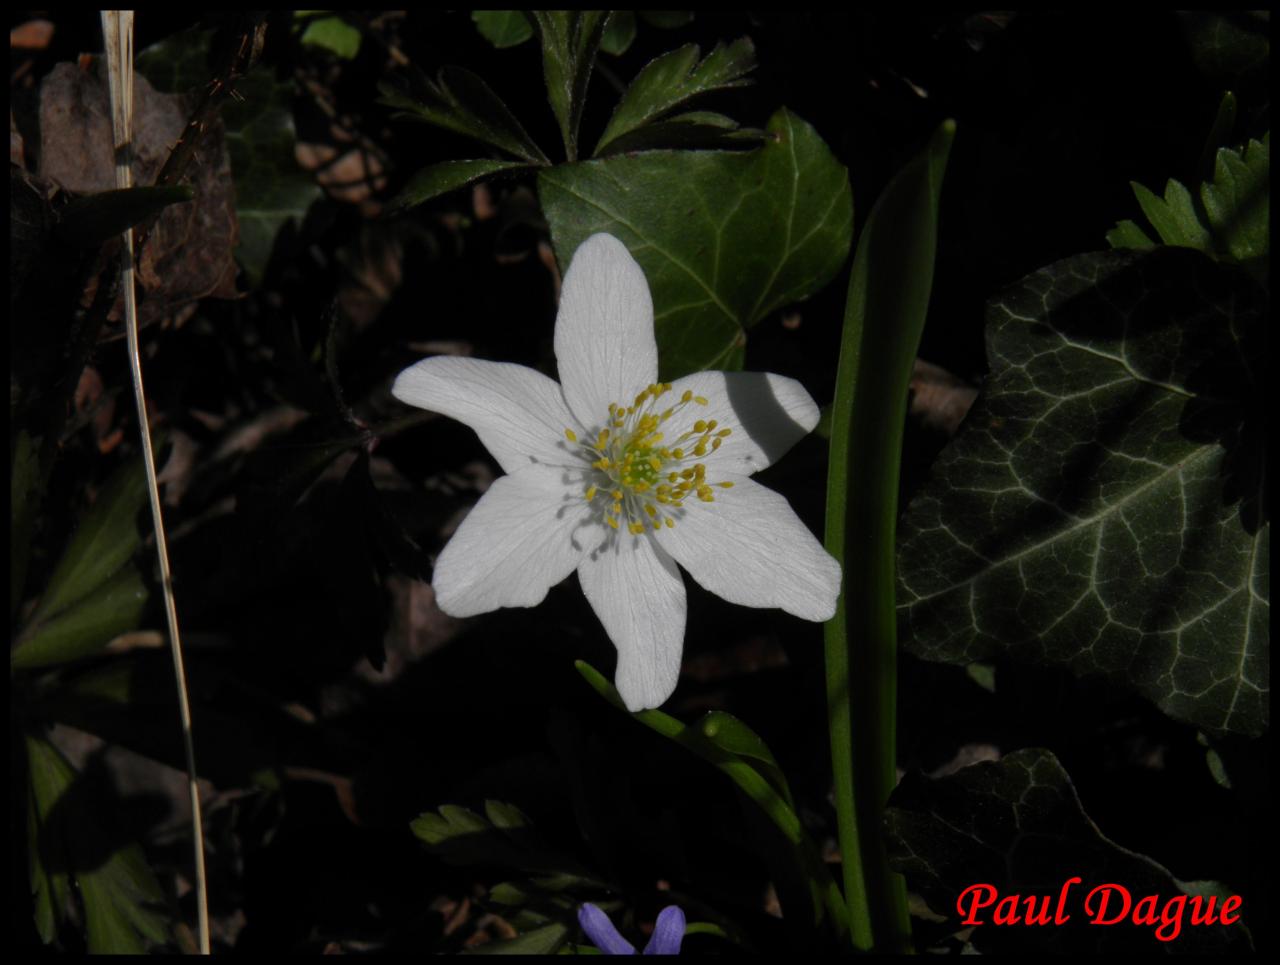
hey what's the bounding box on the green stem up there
[824,120,955,954]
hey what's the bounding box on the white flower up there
[392,233,841,711]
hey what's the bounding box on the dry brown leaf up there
[909,357,978,436]
[37,61,239,325]
[11,19,54,50]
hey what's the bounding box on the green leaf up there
[1197,91,1238,182]
[574,660,847,937]
[25,734,172,952]
[594,39,756,157]
[392,158,531,210]
[698,711,795,809]
[54,185,194,249]
[12,564,149,670]
[638,11,695,30]
[29,452,148,623]
[885,748,1252,954]
[897,248,1268,737]
[467,922,569,954]
[824,119,955,954]
[410,802,601,884]
[1104,218,1155,250]
[379,66,549,165]
[1201,133,1269,276]
[540,108,852,378]
[1177,11,1269,81]
[530,11,610,161]
[599,11,637,56]
[221,60,319,287]
[1131,179,1213,250]
[297,12,362,59]
[472,10,534,49]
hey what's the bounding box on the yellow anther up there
[712,438,722,451]
[606,516,619,530]
[585,485,598,501]
[665,517,675,528]
[611,489,623,499]
[681,390,693,403]
[648,457,662,472]
[717,428,732,437]
[644,504,657,518]
[668,472,679,482]
[565,428,578,442]
[681,469,695,480]
[593,458,611,470]
[718,481,734,488]
[612,501,622,514]
[694,396,708,405]
[694,444,707,457]
[693,420,707,433]
[672,448,684,459]
[628,521,645,535]
[706,420,717,431]
[694,463,705,478]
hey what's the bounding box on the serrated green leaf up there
[886,748,1252,954]
[29,453,148,623]
[1105,218,1155,250]
[897,248,1268,737]
[595,39,755,157]
[594,111,765,156]
[392,159,531,210]
[484,799,533,831]
[379,66,549,165]
[600,11,636,56]
[530,11,610,161]
[488,881,530,906]
[297,12,362,60]
[12,564,149,670]
[699,711,794,809]
[1131,179,1213,250]
[467,922,569,954]
[540,108,852,378]
[54,185,194,249]
[472,10,534,49]
[25,734,172,952]
[1201,133,1269,275]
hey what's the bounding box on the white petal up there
[554,234,658,429]
[578,535,686,711]
[668,370,820,476]
[432,465,602,617]
[656,474,840,621]
[392,356,578,474]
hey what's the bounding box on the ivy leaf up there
[885,748,1251,954]
[390,158,532,211]
[379,66,549,165]
[594,39,756,157]
[529,11,610,161]
[540,108,852,378]
[472,10,534,49]
[897,248,1268,737]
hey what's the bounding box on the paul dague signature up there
[957,879,1243,943]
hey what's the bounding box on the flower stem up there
[823,120,955,954]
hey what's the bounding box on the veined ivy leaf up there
[540,108,852,378]
[472,10,534,49]
[594,38,756,157]
[897,248,1267,737]
[885,748,1251,954]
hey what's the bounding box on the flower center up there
[565,383,734,535]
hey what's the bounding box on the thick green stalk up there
[824,120,955,953]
